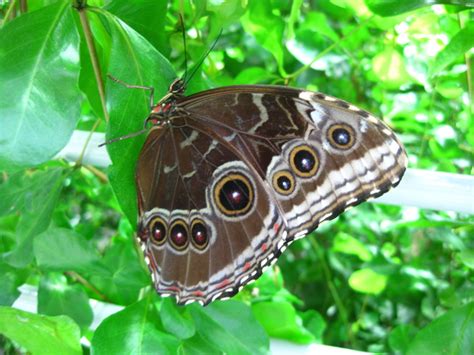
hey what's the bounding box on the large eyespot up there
[169,219,189,250]
[328,124,355,149]
[214,173,254,217]
[191,219,209,250]
[289,145,319,178]
[272,170,296,195]
[149,217,167,245]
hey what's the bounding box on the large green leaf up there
[38,272,93,329]
[407,302,474,354]
[33,227,108,275]
[91,295,180,354]
[0,2,81,171]
[189,301,269,354]
[160,297,196,340]
[252,301,315,344]
[430,22,474,76]
[0,306,82,355]
[365,0,474,16]
[1,167,66,267]
[105,0,170,56]
[98,9,175,224]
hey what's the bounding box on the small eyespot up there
[214,173,254,217]
[289,145,319,178]
[191,220,209,250]
[169,220,189,250]
[149,217,167,245]
[327,124,355,149]
[272,170,296,195]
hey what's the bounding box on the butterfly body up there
[134,85,407,305]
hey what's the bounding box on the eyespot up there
[149,217,167,245]
[289,145,319,178]
[214,173,254,217]
[191,219,209,250]
[169,219,189,250]
[272,170,296,195]
[327,124,355,149]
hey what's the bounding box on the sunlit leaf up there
[92,295,180,354]
[0,306,81,355]
[349,268,388,294]
[407,302,474,355]
[372,47,413,88]
[0,2,81,171]
[366,0,474,16]
[332,232,373,261]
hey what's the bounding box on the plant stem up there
[75,118,101,167]
[84,164,108,183]
[76,2,109,123]
[309,236,353,344]
[66,271,110,302]
[2,0,17,27]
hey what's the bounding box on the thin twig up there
[76,2,109,123]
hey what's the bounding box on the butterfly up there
[109,76,407,306]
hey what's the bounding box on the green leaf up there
[371,47,413,89]
[100,10,175,224]
[160,297,196,340]
[252,301,315,344]
[38,273,93,329]
[91,296,180,354]
[365,0,474,16]
[300,309,327,344]
[332,232,373,261]
[388,324,418,354]
[105,0,170,56]
[189,300,269,354]
[407,302,474,355]
[0,262,27,306]
[0,2,81,170]
[0,306,82,355]
[430,23,474,76]
[458,249,474,269]
[1,168,66,267]
[348,268,388,294]
[89,236,149,305]
[241,0,286,75]
[33,227,108,275]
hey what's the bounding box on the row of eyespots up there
[271,123,356,195]
[141,217,209,251]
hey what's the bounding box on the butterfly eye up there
[289,145,320,178]
[272,170,296,195]
[149,217,167,245]
[214,173,254,217]
[169,220,189,250]
[191,220,209,250]
[327,124,355,149]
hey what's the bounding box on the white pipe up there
[57,131,474,214]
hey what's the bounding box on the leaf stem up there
[65,270,110,302]
[75,118,101,167]
[84,164,108,183]
[76,2,109,123]
[2,0,17,27]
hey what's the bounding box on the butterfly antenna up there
[178,14,189,81]
[184,29,223,86]
[98,128,149,147]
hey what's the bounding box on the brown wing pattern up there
[135,85,407,305]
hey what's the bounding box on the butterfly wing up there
[136,85,407,305]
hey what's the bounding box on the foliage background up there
[0,0,473,354]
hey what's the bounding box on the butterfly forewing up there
[135,85,407,305]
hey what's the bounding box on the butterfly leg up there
[107,74,155,111]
